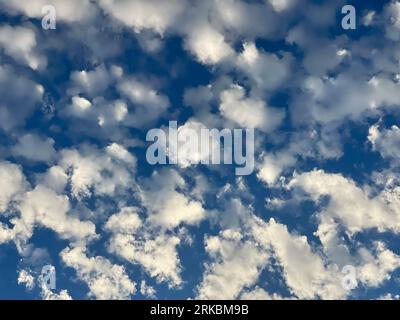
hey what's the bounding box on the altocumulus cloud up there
[0,0,399,300]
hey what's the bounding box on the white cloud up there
[104,207,142,234]
[41,286,72,300]
[219,84,284,132]
[357,241,400,287]
[0,26,45,70]
[185,24,234,65]
[12,134,57,163]
[105,207,183,287]
[117,77,170,127]
[99,0,186,35]
[237,42,290,90]
[385,0,400,40]
[61,246,135,300]
[251,217,346,299]
[17,269,35,290]
[0,64,43,131]
[0,0,96,23]
[240,287,283,300]
[68,65,113,98]
[0,162,26,212]
[257,152,296,185]
[65,96,128,128]
[295,74,400,124]
[19,185,97,244]
[139,169,205,229]
[59,144,136,199]
[268,0,296,12]
[140,280,156,298]
[197,229,268,299]
[289,169,400,234]
[41,166,69,193]
[368,124,400,164]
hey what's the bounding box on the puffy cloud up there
[251,217,346,299]
[139,169,205,229]
[0,26,45,70]
[378,293,400,300]
[59,144,136,199]
[0,64,43,131]
[314,216,400,289]
[197,229,269,299]
[104,207,142,234]
[384,0,400,40]
[219,84,284,132]
[66,96,128,129]
[1,0,400,301]
[68,65,114,99]
[268,0,296,12]
[240,287,283,300]
[257,152,296,185]
[61,246,135,300]
[40,166,69,194]
[289,169,400,234]
[357,241,400,287]
[41,286,72,300]
[98,0,186,35]
[237,42,290,90]
[0,180,96,249]
[293,74,400,124]
[140,280,156,298]
[0,162,26,212]
[18,185,97,244]
[117,77,170,128]
[17,269,35,290]
[184,24,234,65]
[0,0,96,23]
[105,207,183,287]
[368,124,400,164]
[213,0,279,38]
[12,134,57,163]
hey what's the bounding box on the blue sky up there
[0,0,400,300]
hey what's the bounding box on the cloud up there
[59,144,136,199]
[61,246,135,300]
[105,207,183,287]
[117,77,170,128]
[257,152,296,185]
[368,124,400,165]
[0,26,45,70]
[12,134,57,163]
[184,24,234,65]
[139,169,205,229]
[0,0,96,23]
[68,65,114,99]
[98,0,186,35]
[236,42,290,91]
[268,0,296,12]
[219,84,284,132]
[197,229,269,299]
[17,269,35,290]
[293,73,400,125]
[140,280,156,298]
[19,185,97,244]
[289,169,400,234]
[41,286,73,300]
[251,217,346,299]
[240,287,283,300]
[384,0,400,40]
[0,162,27,212]
[0,64,43,131]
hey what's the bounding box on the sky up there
[0,0,400,300]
